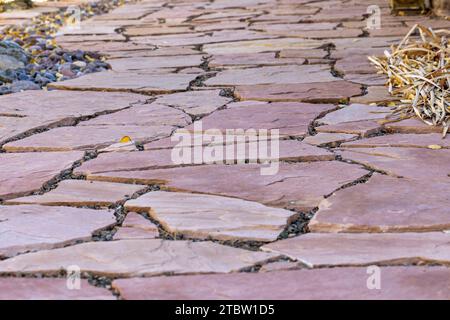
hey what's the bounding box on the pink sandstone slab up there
[318,104,391,125]
[0,151,84,200]
[3,125,174,152]
[5,180,145,207]
[108,55,204,72]
[262,232,450,267]
[0,278,114,300]
[338,147,450,181]
[112,267,450,300]
[344,73,387,86]
[124,191,298,242]
[334,55,376,75]
[315,120,383,137]
[384,118,444,134]
[310,174,450,233]
[235,81,362,103]
[0,239,278,277]
[153,90,232,117]
[350,86,401,105]
[303,133,358,146]
[84,162,368,211]
[209,52,306,68]
[341,133,450,149]
[205,65,336,86]
[114,212,160,240]
[113,227,159,240]
[0,205,115,258]
[181,101,336,138]
[48,71,196,94]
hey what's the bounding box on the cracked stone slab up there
[113,212,159,240]
[153,90,232,117]
[338,147,450,181]
[74,139,335,176]
[0,239,278,277]
[341,133,450,149]
[315,120,383,137]
[235,81,362,103]
[3,125,174,152]
[262,232,450,267]
[303,133,358,147]
[84,162,368,211]
[310,174,450,233]
[209,52,306,68]
[0,278,114,300]
[125,191,298,242]
[5,180,144,207]
[180,101,336,138]
[48,71,196,94]
[112,266,450,300]
[318,104,391,125]
[108,55,204,72]
[350,86,400,105]
[205,65,336,86]
[0,205,115,258]
[384,118,443,134]
[0,151,84,200]
[203,38,325,55]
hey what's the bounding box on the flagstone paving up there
[0,0,449,299]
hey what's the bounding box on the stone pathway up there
[0,0,449,300]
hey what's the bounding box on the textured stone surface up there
[0,152,83,200]
[114,212,159,240]
[0,240,278,277]
[262,232,450,267]
[350,86,400,105]
[384,118,443,134]
[0,278,114,300]
[338,147,450,181]
[0,205,115,258]
[235,81,362,103]
[341,133,450,149]
[310,174,450,233]
[206,65,336,86]
[108,55,204,72]
[125,191,297,241]
[318,104,391,125]
[84,162,368,211]
[48,71,196,94]
[315,120,383,137]
[6,180,144,207]
[303,133,358,146]
[154,90,232,117]
[113,267,450,300]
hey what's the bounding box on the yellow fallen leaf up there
[120,136,132,143]
[428,144,442,150]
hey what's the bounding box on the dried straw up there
[369,24,450,137]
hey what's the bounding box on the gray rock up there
[0,41,29,71]
[9,80,40,92]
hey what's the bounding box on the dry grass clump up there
[369,24,450,137]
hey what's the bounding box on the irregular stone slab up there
[350,86,400,105]
[311,174,450,233]
[113,227,158,240]
[334,55,375,74]
[203,38,325,55]
[122,212,159,231]
[303,133,358,146]
[341,133,450,149]
[123,26,192,36]
[384,118,443,134]
[85,162,368,211]
[338,147,450,181]
[78,103,191,127]
[108,55,204,72]
[315,120,383,137]
[235,81,362,103]
[318,104,391,125]
[0,278,114,300]
[209,52,306,68]
[3,125,174,152]
[125,191,297,242]
[206,65,335,86]
[60,41,156,53]
[0,151,84,200]
[262,232,450,267]
[112,266,450,300]
[344,73,387,86]
[56,33,126,43]
[6,180,144,207]
[154,90,232,117]
[279,48,328,59]
[259,260,300,273]
[0,205,115,258]
[0,239,278,277]
[182,101,336,138]
[48,71,196,94]
[265,28,362,39]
